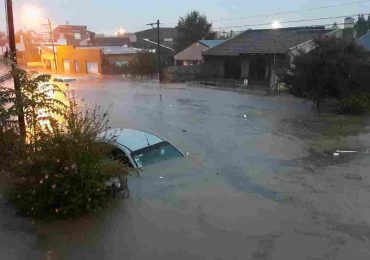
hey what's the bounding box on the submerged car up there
[53,76,77,83]
[98,128,185,168]
[98,128,185,196]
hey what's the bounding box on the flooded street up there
[2,79,370,259]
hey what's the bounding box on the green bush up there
[1,68,130,218]
[341,92,370,114]
[5,102,129,218]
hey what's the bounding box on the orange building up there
[55,45,103,74]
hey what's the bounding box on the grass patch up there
[309,115,366,153]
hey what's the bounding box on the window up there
[74,33,82,40]
[63,60,71,73]
[74,61,79,73]
[131,141,183,167]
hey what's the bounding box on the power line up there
[212,0,370,22]
[211,13,369,31]
[210,21,357,33]
[161,0,370,26]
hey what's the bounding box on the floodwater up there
[2,78,370,259]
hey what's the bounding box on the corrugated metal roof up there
[204,27,332,56]
[198,40,225,48]
[357,33,370,51]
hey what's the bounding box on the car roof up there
[53,76,77,82]
[99,128,164,152]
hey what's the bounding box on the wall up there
[105,54,134,66]
[241,59,250,78]
[16,43,42,66]
[56,45,102,74]
[201,56,225,76]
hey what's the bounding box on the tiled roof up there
[204,27,333,56]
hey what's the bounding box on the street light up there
[24,5,58,72]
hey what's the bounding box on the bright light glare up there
[23,5,41,21]
[271,21,281,29]
[116,27,125,35]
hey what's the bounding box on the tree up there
[175,11,216,52]
[217,30,235,40]
[282,37,370,109]
[128,51,157,77]
[355,14,368,38]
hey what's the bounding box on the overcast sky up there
[1,0,370,35]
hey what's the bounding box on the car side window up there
[109,147,133,167]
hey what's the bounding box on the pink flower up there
[52,184,56,189]
[55,208,59,213]
[64,166,69,171]
[71,163,77,170]
[56,159,60,163]
[39,180,43,184]
[45,175,49,179]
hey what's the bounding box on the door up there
[86,62,99,74]
[63,59,71,73]
[224,57,241,79]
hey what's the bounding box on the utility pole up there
[147,20,162,82]
[5,0,26,136]
[47,18,58,72]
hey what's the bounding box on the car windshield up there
[131,141,183,167]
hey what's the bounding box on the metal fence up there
[165,71,291,95]
[165,72,287,94]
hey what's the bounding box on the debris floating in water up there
[185,152,190,156]
[333,153,340,157]
[243,115,247,119]
[336,150,358,153]
[159,176,164,179]
[169,105,173,107]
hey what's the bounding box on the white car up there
[98,128,185,168]
[98,129,185,196]
[52,76,77,83]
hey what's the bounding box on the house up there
[202,26,333,88]
[40,45,103,74]
[134,27,177,65]
[53,25,95,46]
[357,32,370,51]
[94,36,132,47]
[87,45,140,71]
[174,40,225,66]
[99,46,139,67]
[134,27,176,50]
